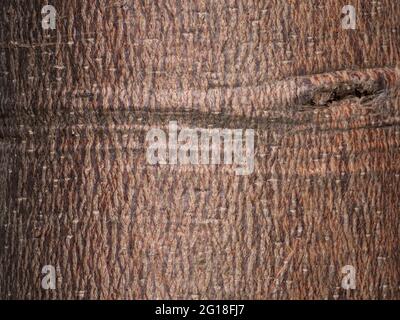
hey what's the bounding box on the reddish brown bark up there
[0,0,399,299]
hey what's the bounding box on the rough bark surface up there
[0,0,399,299]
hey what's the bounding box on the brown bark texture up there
[0,0,399,299]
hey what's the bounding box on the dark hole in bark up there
[299,76,387,107]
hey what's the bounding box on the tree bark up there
[0,0,399,299]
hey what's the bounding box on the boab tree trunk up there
[0,0,399,299]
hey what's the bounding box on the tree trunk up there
[0,0,399,299]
